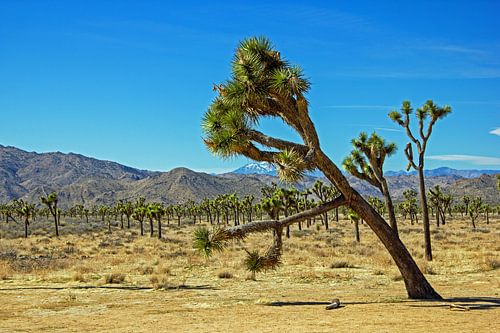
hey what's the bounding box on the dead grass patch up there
[105,273,126,284]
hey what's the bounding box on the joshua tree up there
[276,188,298,238]
[346,209,361,243]
[132,198,147,236]
[343,132,398,235]
[147,202,164,239]
[368,197,386,216]
[468,197,483,229]
[199,37,441,299]
[40,192,59,237]
[311,180,338,230]
[389,100,451,261]
[401,189,419,224]
[122,201,134,228]
[18,200,35,238]
[428,185,452,227]
[461,195,471,217]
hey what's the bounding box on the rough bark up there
[381,178,398,235]
[314,150,441,299]
[418,167,433,261]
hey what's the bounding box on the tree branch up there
[225,195,347,239]
[404,143,418,171]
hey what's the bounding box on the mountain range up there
[0,144,498,208]
[231,161,499,179]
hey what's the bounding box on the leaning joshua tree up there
[389,100,451,261]
[199,37,441,299]
[343,132,399,236]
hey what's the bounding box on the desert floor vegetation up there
[0,215,498,332]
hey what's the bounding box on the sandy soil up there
[0,216,498,332]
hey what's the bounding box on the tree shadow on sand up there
[267,297,500,311]
[0,284,217,292]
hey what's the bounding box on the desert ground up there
[0,215,498,332]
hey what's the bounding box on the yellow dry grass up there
[0,216,499,332]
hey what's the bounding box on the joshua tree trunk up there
[127,215,130,228]
[381,179,398,236]
[149,218,154,237]
[24,216,29,238]
[417,167,433,261]
[140,220,144,236]
[157,217,162,239]
[53,211,59,237]
[354,218,360,242]
[314,150,441,299]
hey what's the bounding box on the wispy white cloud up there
[322,105,395,110]
[489,128,500,136]
[427,154,500,165]
[375,127,404,133]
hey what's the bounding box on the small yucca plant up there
[244,250,264,281]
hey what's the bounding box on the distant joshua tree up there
[389,100,451,261]
[40,192,59,237]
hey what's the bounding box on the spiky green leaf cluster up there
[193,227,229,257]
[244,250,265,274]
[274,148,308,183]
[202,36,311,159]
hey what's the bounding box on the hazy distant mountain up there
[384,167,499,178]
[234,162,499,179]
[0,145,268,208]
[0,145,498,207]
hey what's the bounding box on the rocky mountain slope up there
[0,145,498,208]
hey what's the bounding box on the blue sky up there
[1,0,499,173]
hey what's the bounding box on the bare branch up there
[404,143,418,171]
[225,195,347,239]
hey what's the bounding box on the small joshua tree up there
[343,132,398,235]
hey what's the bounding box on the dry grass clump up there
[330,260,356,269]
[72,272,87,282]
[150,275,174,289]
[478,255,500,271]
[137,265,154,275]
[217,271,233,279]
[105,273,126,284]
[421,262,438,275]
[0,261,13,280]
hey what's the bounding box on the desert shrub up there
[137,265,154,275]
[422,263,438,275]
[330,260,356,269]
[218,271,233,279]
[150,275,172,289]
[72,272,86,282]
[391,273,403,281]
[0,261,13,280]
[105,273,126,284]
[157,265,171,275]
[480,257,500,271]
